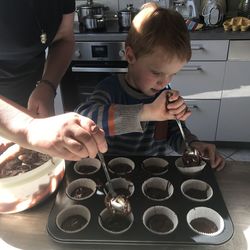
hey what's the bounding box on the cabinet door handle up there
[180,66,202,71]
[187,104,199,110]
[80,92,92,96]
[72,67,128,73]
[191,45,204,50]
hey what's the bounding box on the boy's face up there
[126,46,186,96]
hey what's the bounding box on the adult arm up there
[0,95,107,161]
[28,13,75,117]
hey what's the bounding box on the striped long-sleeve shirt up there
[76,74,198,156]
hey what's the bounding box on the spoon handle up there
[166,87,191,150]
[175,119,190,149]
[97,152,116,196]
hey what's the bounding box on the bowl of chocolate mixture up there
[0,146,65,214]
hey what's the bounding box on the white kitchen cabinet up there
[190,40,229,61]
[172,40,229,141]
[172,61,226,99]
[216,43,250,142]
[185,100,221,141]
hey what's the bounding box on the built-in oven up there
[60,41,128,112]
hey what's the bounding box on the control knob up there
[119,49,125,58]
[74,49,81,58]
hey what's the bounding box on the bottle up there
[238,0,250,18]
[202,0,223,27]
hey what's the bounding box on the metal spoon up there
[175,119,191,150]
[97,152,131,215]
[175,120,203,166]
[166,89,203,165]
[176,118,210,160]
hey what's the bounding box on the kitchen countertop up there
[0,161,250,250]
[74,21,250,42]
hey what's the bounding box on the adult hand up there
[27,83,55,118]
[140,90,191,121]
[190,141,225,171]
[25,112,108,161]
[0,136,14,154]
[0,144,23,165]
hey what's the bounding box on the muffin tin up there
[47,156,233,246]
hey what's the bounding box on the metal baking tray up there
[47,156,234,246]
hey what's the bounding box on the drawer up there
[172,61,226,99]
[228,41,250,61]
[185,100,220,141]
[190,40,229,61]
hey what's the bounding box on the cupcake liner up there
[175,157,206,176]
[105,177,135,197]
[142,177,174,201]
[143,206,178,235]
[56,205,91,233]
[187,206,224,236]
[181,179,213,202]
[66,178,96,201]
[108,157,135,175]
[98,208,134,234]
[142,157,169,176]
[74,158,101,175]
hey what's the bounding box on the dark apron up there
[0,54,45,107]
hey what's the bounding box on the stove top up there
[74,20,128,42]
[74,20,129,34]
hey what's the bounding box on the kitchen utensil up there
[76,0,109,24]
[97,152,131,215]
[166,91,201,165]
[84,14,105,30]
[166,89,203,166]
[175,119,202,166]
[117,4,139,29]
[47,156,234,245]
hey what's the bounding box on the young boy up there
[76,3,225,170]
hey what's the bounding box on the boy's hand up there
[190,141,225,171]
[140,90,191,121]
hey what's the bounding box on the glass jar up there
[238,0,250,18]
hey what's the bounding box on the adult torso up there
[0,0,74,106]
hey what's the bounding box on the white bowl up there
[175,157,206,176]
[0,157,65,214]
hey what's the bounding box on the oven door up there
[60,61,128,112]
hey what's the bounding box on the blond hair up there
[126,2,191,62]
